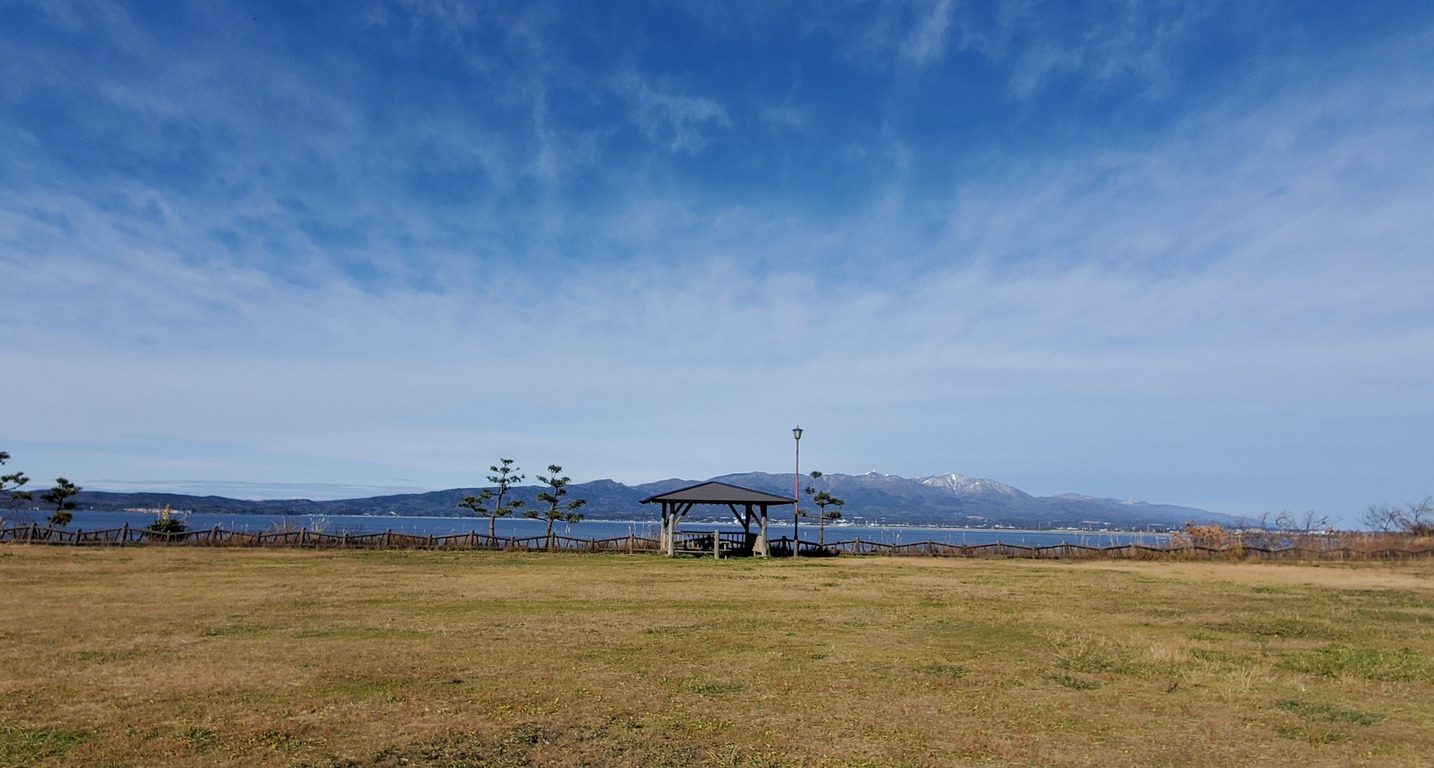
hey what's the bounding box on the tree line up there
[1363,499,1433,536]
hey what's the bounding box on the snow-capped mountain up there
[703,471,1234,529]
[62,470,1239,530]
[918,472,1028,498]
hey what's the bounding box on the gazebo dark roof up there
[640,481,795,506]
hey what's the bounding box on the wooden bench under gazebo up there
[640,481,796,557]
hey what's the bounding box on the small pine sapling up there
[41,477,81,527]
[529,465,587,545]
[804,471,844,546]
[145,505,187,535]
[483,458,525,539]
[812,491,844,546]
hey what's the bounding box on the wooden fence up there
[788,536,1434,561]
[0,523,661,554]
[3,524,1432,561]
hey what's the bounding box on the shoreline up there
[12,509,1173,536]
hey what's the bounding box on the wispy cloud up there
[612,70,732,154]
[968,0,1208,99]
[853,0,1210,99]
[899,0,954,64]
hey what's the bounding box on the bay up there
[33,510,1170,547]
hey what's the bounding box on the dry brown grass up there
[1,547,1432,767]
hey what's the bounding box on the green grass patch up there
[1276,700,1384,727]
[921,663,968,679]
[0,726,88,766]
[1046,673,1101,690]
[1273,724,1346,744]
[1355,608,1434,624]
[1215,616,1328,639]
[245,727,305,752]
[1189,647,1236,663]
[1279,645,1434,682]
[179,725,219,749]
[200,623,269,638]
[1058,654,1119,674]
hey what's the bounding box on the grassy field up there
[1,547,1432,767]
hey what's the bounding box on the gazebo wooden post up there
[665,501,676,555]
[757,503,770,558]
[667,502,676,557]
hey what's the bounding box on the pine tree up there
[460,458,525,540]
[41,477,81,527]
[804,471,844,546]
[528,465,587,546]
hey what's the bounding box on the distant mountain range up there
[40,471,1238,531]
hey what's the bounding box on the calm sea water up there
[20,510,1170,547]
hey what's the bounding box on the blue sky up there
[3,0,1432,522]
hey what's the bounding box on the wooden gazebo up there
[640,481,796,557]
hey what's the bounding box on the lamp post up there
[792,425,802,558]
